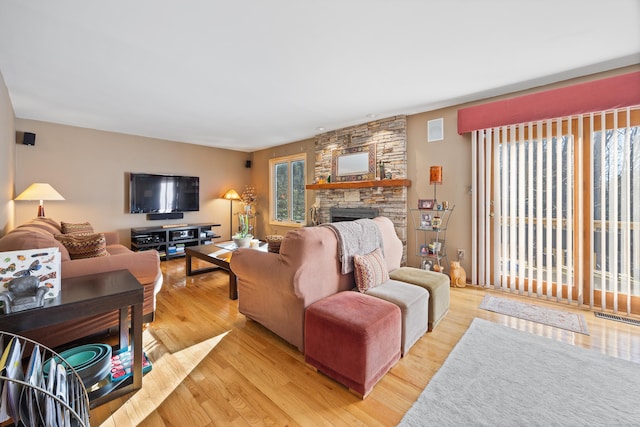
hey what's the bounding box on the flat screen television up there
[129,173,199,213]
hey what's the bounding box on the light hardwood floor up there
[90,258,640,426]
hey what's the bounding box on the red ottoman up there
[304,291,401,398]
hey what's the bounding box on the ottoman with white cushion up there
[353,247,429,355]
[365,280,429,355]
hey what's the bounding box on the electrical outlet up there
[457,249,465,260]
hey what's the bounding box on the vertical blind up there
[471,107,640,314]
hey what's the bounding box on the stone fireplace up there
[310,116,409,263]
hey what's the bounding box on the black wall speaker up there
[22,132,36,146]
[147,212,184,221]
[245,160,252,168]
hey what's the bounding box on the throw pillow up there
[55,232,108,260]
[265,234,284,253]
[61,221,94,235]
[353,247,389,293]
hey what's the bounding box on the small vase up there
[233,237,252,248]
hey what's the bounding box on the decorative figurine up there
[310,205,319,226]
[0,276,49,314]
[449,261,467,287]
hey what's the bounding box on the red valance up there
[457,71,640,134]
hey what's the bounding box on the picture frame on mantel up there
[331,144,376,182]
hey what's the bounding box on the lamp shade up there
[222,189,241,200]
[15,183,65,201]
[429,166,443,184]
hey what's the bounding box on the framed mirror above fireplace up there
[331,144,376,182]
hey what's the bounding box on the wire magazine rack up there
[0,331,90,427]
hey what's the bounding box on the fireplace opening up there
[330,207,379,223]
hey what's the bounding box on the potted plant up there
[233,213,252,248]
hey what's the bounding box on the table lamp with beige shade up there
[15,183,65,217]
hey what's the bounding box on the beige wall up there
[4,65,638,267]
[405,64,640,274]
[250,137,316,238]
[14,119,251,244]
[251,65,640,274]
[0,70,15,236]
[407,108,471,272]
[248,64,640,275]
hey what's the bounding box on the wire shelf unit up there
[0,331,90,427]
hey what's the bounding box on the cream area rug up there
[399,318,640,426]
[479,294,589,335]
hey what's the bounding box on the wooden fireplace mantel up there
[306,179,411,190]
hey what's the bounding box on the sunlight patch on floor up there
[98,329,230,426]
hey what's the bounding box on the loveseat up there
[230,216,449,351]
[0,217,162,348]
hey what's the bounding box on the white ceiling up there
[1,1,639,152]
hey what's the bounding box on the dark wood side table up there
[0,269,144,408]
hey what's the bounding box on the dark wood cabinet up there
[0,270,144,408]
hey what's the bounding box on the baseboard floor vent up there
[595,311,640,327]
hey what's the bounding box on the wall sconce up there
[15,183,65,217]
[429,166,443,203]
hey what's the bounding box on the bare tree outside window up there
[270,154,306,225]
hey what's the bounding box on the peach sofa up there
[0,217,162,348]
[230,216,444,351]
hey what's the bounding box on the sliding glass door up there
[590,109,640,313]
[472,107,640,315]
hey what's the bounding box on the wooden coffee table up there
[185,242,266,300]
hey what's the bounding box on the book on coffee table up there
[215,242,237,251]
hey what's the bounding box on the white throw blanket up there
[321,219,384,274]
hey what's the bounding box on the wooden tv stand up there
[130,223,221,260]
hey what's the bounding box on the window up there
[269,153,306,226]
